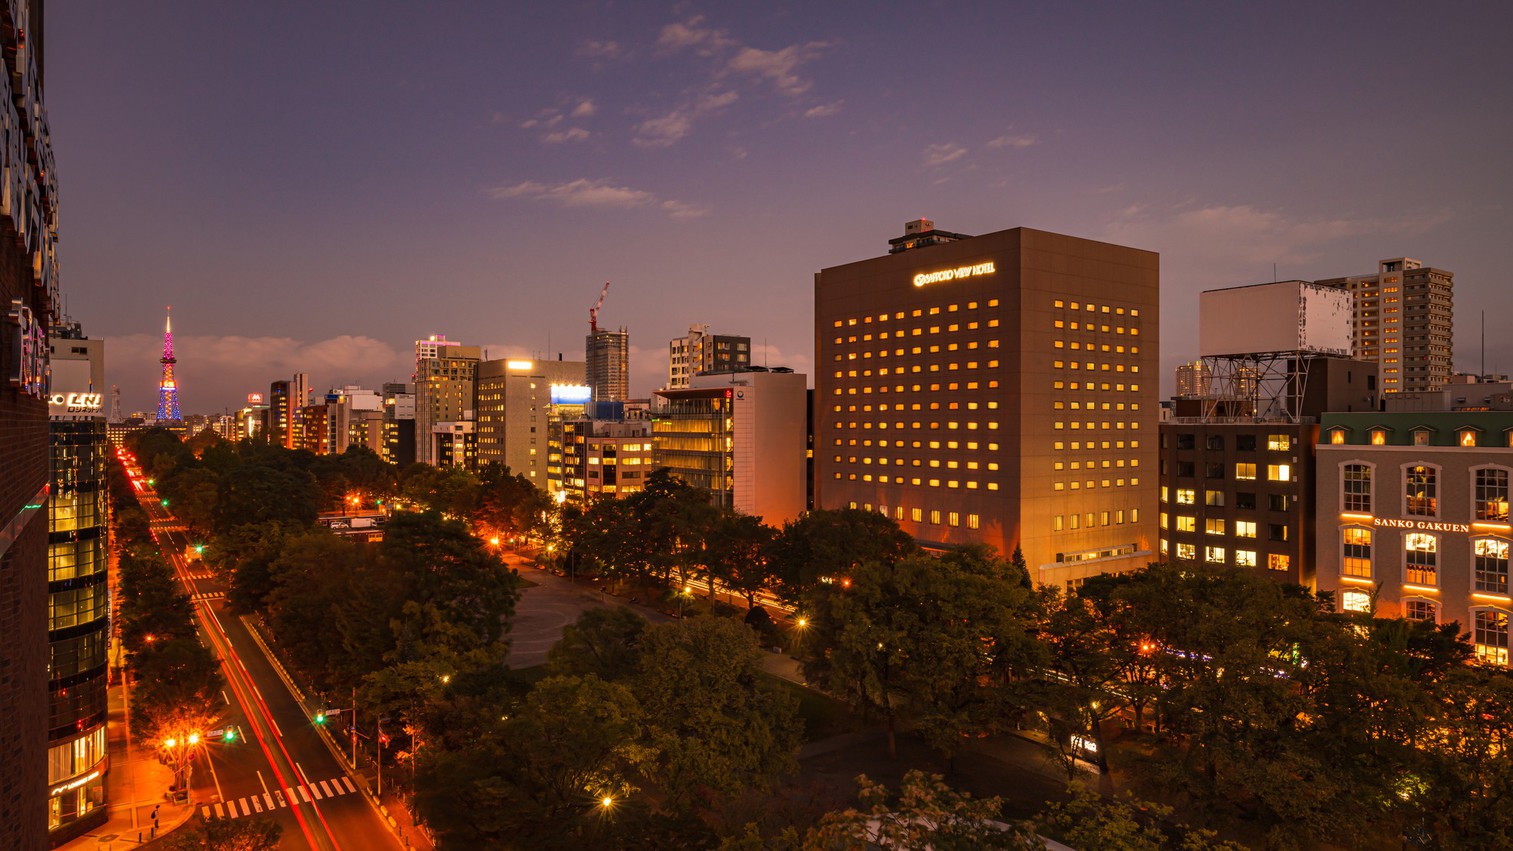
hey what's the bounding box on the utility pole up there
[352,686,358,767]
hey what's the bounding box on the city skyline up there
[46,3,1513,412]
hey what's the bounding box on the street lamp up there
[160,731,202,804]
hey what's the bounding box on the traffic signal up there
[160,499,169,507]
[314,711,326,725]
[224,727,237,743]
[194,544,205,555]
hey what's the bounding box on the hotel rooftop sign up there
[912,261,996,288]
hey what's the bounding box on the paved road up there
[126,464,401,851]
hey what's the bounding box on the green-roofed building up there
[1316,411,1513,668]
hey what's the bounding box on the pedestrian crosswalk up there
[185,571,215,580]
[200,776,358,820]
[190,591,224,602]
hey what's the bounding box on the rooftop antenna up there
[1482,310,1486,379]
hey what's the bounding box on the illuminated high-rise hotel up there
[814,221,1159,588]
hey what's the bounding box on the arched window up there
[1343,463,1372,513]
[1473,609,1510,666]
[1342,527,1373,578]
[1474,538,1510,595]
[1403,598,1438,624]
[1405,465,1438,517]
[1340,589,1372,613]
[1474,467,1510,522]
[1405,533,1438,586]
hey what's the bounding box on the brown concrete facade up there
[1316,412,1513,668]
[815,226,1159,587]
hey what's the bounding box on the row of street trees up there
[533,472,1513,848]
[126,429,1513,848]
[108,458,222,771]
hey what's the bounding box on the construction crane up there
[589,281,611,333]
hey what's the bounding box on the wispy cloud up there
[633,90,739,148]
[489,178,706,220]
[542,127,591,144]
[923,142,968,167]
[746,341,812,376]
[803,100,843,119]
[490,178,654,209]
[578,40,624,61]
[660,199,710,219]
[656,17,735,55]
[633,16,832,146]
[519,100,597,144]
[635,111,696,147]
[986,133,1037,149]
[1105,203,1450,270]
[727,43,828,95]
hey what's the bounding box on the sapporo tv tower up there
[156,307,183,422]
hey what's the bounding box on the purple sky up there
[47,2,1513,414]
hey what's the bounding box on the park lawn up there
[763,673,863,743]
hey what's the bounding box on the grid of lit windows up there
[825,292,1146,539]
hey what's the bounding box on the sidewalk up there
[57,675,197,850]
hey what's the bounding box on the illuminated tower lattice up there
[156,308,183,422]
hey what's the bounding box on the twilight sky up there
[46,2,1513,414]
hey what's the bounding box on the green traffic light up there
[224,728,236,743]
[160,499,169,507]
[194,544,205,554]
[314,712,326,725]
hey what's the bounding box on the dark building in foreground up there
[815,221,1159,588]
[1159,357,1379,587]
[1161,280,1378,588]
[0,3,63,848]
